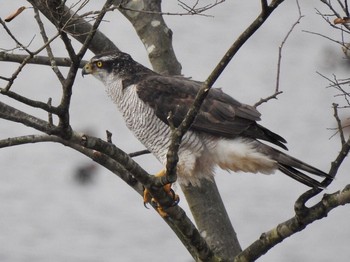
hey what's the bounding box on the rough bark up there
[27,0,118,54]
[116,0,182,75]
[182,180,242,260]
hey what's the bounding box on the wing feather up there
[136,75,287,149]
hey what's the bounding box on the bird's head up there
[82,51,137,84]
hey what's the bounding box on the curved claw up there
[143,187,154,211]
[142,182,180,217]
[169,188,180,206]
[143,201,150,209]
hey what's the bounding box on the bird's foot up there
[143,170,179,217]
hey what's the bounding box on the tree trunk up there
[182,179,242,261]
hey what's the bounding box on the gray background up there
[0,1,349,261]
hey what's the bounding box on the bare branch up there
[0,88,58,113]
[0,52,87,67]
[276,0,303,93]
[255,0,302,108]
[81,133,214,260]
[0,18,34,55]
[235,184,350,262]
[0,101,59,135]
[317,71,350,106]
[261,0,268,13]
[128,149,150,158]
[234,128,350,261]
[254,91,283,108]
[33,6,65,83]
[1,31,61,91]
[0,134,55,148]
[27,0,118,54]
[177,0,225,16]
[332,103,346,144]
[115,0,225,17]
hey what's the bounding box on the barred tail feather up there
[278,164,325,188]
[273,150,331,188]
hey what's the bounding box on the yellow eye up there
[96,61,103,68]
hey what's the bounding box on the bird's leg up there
[143,169,179,217]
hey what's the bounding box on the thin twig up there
[275,0,303,93]
[255,0,302,108]
[254,91,283,108]
[332,103,346,145]
[2,32,61,91]
[0,18,34,55]
[115,0,225,17]
[33,6,65,83]
[128,149,150,158]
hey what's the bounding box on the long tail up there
[271,148,330,188]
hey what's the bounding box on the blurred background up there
[0,1,349,261]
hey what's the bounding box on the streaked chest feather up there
[105,81,173,158]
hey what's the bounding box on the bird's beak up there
[82,62,93,77]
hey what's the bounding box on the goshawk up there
[82,51,328,190]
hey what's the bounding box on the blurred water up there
[0,1,349,261]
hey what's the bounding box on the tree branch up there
[275,0,303,93]
[234,184,350,262]
[235,127,350,261]
[33,6,65,83]
[0,88,58,113]
[0,101,60,135]
[255,0,302,108]
[332,103,346,145]
[77,133,213,260]
[27,0,118,54]
[0,52,87,67]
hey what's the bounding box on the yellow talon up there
[143,169,179,217]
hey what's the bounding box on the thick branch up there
[234,185,350,262]
[235,130,350,261]
[0,101,60,135]
[27,0,118,54]
[75,134,214,260]
[0,88,58,113]
[0,129,214,261]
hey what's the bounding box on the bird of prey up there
[82,51,328,194]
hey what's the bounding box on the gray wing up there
[136,75,287,150]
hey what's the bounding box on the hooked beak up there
[82,62,93,77]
